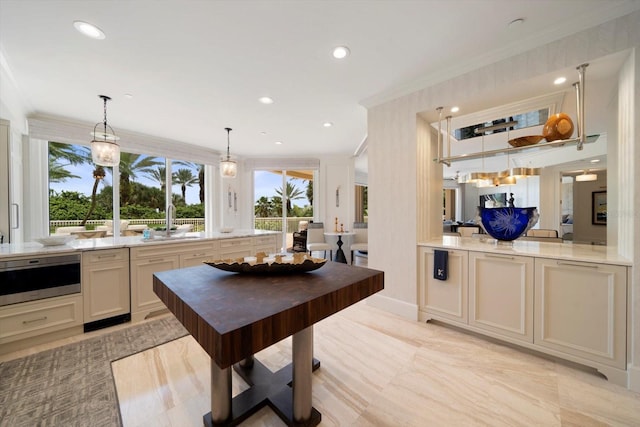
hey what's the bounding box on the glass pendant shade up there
[91,139,120,166]
[220,127,237,178]
[220,158,237,178]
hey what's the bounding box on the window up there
[48,142,206,235]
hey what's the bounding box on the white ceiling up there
[1,0,639,160]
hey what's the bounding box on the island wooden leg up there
[210,360,231,423]
[292,326,313,422]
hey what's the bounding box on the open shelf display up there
[435,64,592,166]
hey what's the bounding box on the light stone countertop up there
[418,236,632,266]
[0,229,279,258]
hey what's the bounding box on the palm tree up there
[148,166,176,193]
[48,157,81,183]
[174,168,198,202]
[117,153,162,206]
[275,182,305,215]
[48,142,89,183]
[49,141,88,166]
[81,166,106,225]
[305,180,313,206]
[198,164,205,203]
[254,196,273,217]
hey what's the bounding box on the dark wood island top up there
[153,261,384,369]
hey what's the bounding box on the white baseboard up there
[366,293,418,321]
[628,364,640,392]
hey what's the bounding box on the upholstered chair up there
[350,222,368,264]
[306,222,332,259]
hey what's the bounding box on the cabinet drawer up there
[83,248,129,264]
[254,235,276,246]
[0,295,83,343]
[220,238,253,250]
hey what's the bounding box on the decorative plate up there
[204,254,327,274]
[34,235,78,246]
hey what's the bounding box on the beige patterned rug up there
[0,316,188,427]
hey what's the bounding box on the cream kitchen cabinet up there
[130,245,180,322]
[418,247,468,325]
[0,294,83,354]
[253,234,277,255]
[219,237,254,259]
[418,241,629,386]
[130,240,222,321]
[468,251,534,343]
[534,258,627,371]
[82,248,130,324]
[178,240,219,267]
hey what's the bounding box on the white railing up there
[49,218,205,233]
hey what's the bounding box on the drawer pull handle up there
[485,254,515,260]
[557,261,599,269]
[98,254,117,259]
[23,316,47,324]
[149,258,165,263]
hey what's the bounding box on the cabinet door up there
[418,247,468,324]
[130,255,179,319]
[82,249,130,323]
[534,259,626,369]
[469,251,534,343]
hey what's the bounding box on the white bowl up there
[34,235,78,246]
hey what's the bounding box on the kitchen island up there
[418,236,631,386]
[0,230,279,354]
[154,261,384,426]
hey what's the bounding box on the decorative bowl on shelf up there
[476,207,539,241]
[508,135,544,147]
[543,113,574,141]
[34,235,78,246]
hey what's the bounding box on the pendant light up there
[575,170,597,182]
[90,95,120,166]
[220,127,237,178]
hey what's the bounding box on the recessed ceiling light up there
[275,141,282,145]
[73,21,105,40]
[590,159,600,163]
[554,77,567,85]
[259,96,274,104]
[450,106,459,113]
[124,93,133,99]
[332,46,350,59]
[323,122,333,127]
[260,131,267,135]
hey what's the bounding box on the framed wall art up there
[592,191,607,225]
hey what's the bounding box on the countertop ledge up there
[419,236,632,266]
[0,229,278,258]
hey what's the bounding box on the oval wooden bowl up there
[508,135,544,147]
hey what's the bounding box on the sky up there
[50,163,310,207]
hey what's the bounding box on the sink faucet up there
[166,204,175,236]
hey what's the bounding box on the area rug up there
[0,315,188,427]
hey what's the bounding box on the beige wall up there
[366,11,640,390]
